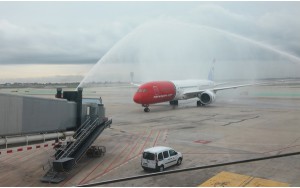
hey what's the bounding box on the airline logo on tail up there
[208,59,215,81]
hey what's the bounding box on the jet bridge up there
[0,87,112,183]
[0,87,108,149]
[41,100,112,183]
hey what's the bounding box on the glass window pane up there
[163,151,169,158]
[169,150,176,156]
[143,152,155,160]
[158,153,163,161]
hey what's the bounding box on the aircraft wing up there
[212,83,261,92]
[182,82,264,98]
[130,82,141,87]
[210,79,295,92]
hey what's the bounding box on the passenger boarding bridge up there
[0,87,112,183]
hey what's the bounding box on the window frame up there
[163,150,169,158]
[169,150,177,156]
[157,152,163,161]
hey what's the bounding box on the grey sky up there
[0,1,300,82]
[1,2,300,64]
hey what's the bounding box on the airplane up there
[133,60,259,112]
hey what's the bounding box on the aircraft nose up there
[133,93,141,104]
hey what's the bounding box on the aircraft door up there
[174,85,182,100]
[162,150,171,168]
[169,149,178,166]
[153,86,160,96]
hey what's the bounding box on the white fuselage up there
[172,79,215,100]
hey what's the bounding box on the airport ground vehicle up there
[141,146,183,172]
[86,146,106,157]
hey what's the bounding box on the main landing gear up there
[197,100,205,107]
[169,100,178,106]
[142,104,150,112]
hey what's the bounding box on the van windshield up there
[143,152,155,160]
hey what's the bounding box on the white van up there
[141,146,183,172]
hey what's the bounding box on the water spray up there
[78,20,300,88]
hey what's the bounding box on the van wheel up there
[177,158,182,165]
[159,165,164,172]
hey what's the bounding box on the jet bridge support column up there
[61,87,83,130]
[76,87,83,129]
[56,88,62,98]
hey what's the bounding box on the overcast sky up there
[1,1,300,83]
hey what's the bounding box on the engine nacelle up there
[198,90,216,105]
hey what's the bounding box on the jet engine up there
[198,90,216,105]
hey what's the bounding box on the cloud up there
[256,11,300,55]
[187,3,300,56]
[1,2,300,66]
[0,64,92,83]
[188,4,252,33]
[0,19,133,64]
[79,19,300,86]
[1,2,300,83]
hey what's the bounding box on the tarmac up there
[0,83,300,186]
